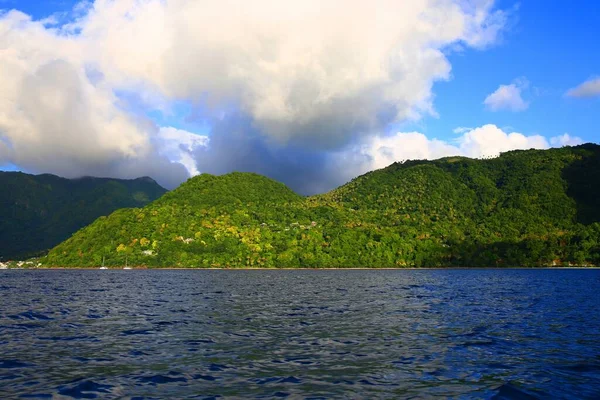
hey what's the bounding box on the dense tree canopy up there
[0,173,166,260]
[44,145,600,268]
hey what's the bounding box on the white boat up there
[123,267,132,270]
[100,266,108,270]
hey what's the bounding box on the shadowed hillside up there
[562,143,600,225]
[0,173,167,260]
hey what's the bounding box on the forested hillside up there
[44,144,600,267]
[0,173,167,260]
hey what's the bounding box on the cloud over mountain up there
[179,122,582,195]
[0,0,508,190]
[0,10,188,188]
[3,1,584,194]
[331,124,570,189]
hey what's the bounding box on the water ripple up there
[0,269,599,398]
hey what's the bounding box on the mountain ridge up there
[0,172,167,260]
[43,144,600,268]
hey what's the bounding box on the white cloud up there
[350,132,459,171]
[0,10,188,188]
[550,133,583,147]
[157,127,208,176]
[484,79,529,111]
[74,0,506,148]
[339,124,553,181]
[0,1,508,189]
[565,77,600,98]
[457,124,548,156]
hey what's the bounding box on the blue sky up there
[401,0,600,143]
[1,0,80,20]
[0,1,599,192]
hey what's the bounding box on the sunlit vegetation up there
[44,145,600,268]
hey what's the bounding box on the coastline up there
[6,266,600,270]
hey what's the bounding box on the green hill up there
[0,172,167,260]
[44,144,600,268]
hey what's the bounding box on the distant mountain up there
[0,172,167,260]
[44,144,600,268]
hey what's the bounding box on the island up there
[30,144,600,269]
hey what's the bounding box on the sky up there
[0,0,598,194]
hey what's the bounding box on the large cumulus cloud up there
[5,1,572,194]
[0,9,188,188]
[76,0,506,148]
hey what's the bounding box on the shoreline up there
[5,266,600,270]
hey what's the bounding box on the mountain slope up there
[0,172,167,260]
[44,144,600,268]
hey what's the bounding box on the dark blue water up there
[1,269,599,399]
